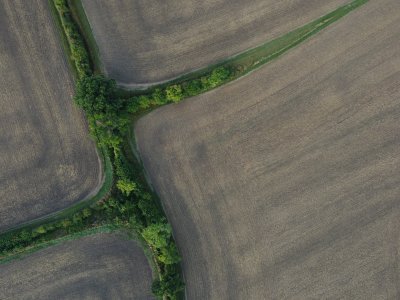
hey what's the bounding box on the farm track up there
[81,0,349,85]
[135,0,400,298]
[0,233,155,299]
[0,0,100,231]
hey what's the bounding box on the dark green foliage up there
[142,222,181,266]
[165,84,183,103]
[125,66,231,117]
[158,243,181,265]
[116,179,136,196]
[138,192,163,224]
[74,74,117,114]
[178,66,232,98]
[54,0,90,78]
[208,66,231,87]
[138,95,151,109]
[126,98,140,113]
[74,75,129,148]
[142,222,172,249]
[182,79,203,96]
[152,273,185,300]
[151,88,166,105]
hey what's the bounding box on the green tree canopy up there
[142,222,172,249]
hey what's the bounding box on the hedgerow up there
[54,0,90,78]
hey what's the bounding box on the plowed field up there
[0,0,100,231]
[0,233,154,299]
[136,1,400,298]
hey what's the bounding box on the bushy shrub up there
[152,88,167,105]
[158,243,181,265]
[182,79,203,96]
[208,66,231,87]
[138,192,163,224]
[152,273,185,300]
[116,179,136,196]
[138,95,151,109]
[33,226,47,235]
[142,222,172,249]
[74,75,130,148]
[166,85,183,103]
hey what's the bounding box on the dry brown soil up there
[0,0,100,231]
[82,0,348,85]
[0,233,155,299]
[136,0,400,298]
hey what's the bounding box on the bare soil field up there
[0,1,100,231]
[136,1,400,298]
[82,0,348,85]
[0,233,154,299]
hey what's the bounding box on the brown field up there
[82,0,348,85]
[135,1,400,298]
[0,0,100,231]
[0,233,154,299]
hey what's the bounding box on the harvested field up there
[0,233,154,299]
[82,0,349,85]
[135,1,400,299]
[0,0,100,231]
